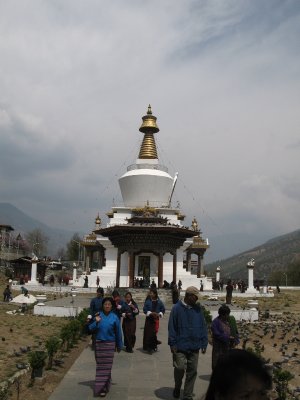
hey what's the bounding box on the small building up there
[0,224,14,263]
[9,257,48,283]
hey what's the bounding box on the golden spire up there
[138,105,159,159]
[95,213,101,229]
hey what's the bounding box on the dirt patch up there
[2,272,300,398]
[233,291,300,395]
[0,274,90,399]
[4,338,89,400]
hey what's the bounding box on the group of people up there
[87,287,166,397]
[86,285,272,400]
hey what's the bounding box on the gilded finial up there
[191,217,198,232]
[95,213,101,227]
[139,106,159,134]
[138,105,159,159]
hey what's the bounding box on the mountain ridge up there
[0,202,82,256]
[205,228,300,281]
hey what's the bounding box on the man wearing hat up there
[168,286,208,400]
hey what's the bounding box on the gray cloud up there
[0,0,299,249]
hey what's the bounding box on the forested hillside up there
[205,229,300,284]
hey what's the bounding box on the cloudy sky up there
[0,0,299,253]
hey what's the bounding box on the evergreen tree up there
[66,233,82,262]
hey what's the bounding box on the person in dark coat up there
[225,280,233,304]
[211,305,239,370]
[204,349,272,400]
[172,285,180,304]
[143,288,165,354]
[200,280,204,292]
[90,288,104,350]
[90,288,104,318]
[121,291,139,353]
[276,285,280,293]
[168,286,208,400]
[111,290,125,320]
[83,275,89,288]
[3,285,12,302]
[150,279,157,289]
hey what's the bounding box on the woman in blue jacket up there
[143,288,165,354]
[89,297,123,397]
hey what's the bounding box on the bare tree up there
[25,229,49,257]
[56,247,66,261]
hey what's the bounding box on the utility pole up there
[72,240,81,267]
[283,272,287,287]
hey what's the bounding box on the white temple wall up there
[119,252,129,287]
[109,210,131,226]
[162,252,173,283]
[159,212,182,225]
[149,254,158,285]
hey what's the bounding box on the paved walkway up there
[49,311,212,400]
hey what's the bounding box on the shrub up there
[60,325,73,351]
[0,386,9,400]
[28,351,46,380]
[45,336,62,369]
[273,368,294,400]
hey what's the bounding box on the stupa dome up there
[119,106,174,208]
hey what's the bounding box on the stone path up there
[49,311,212,400]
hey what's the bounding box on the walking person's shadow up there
[155,386,177,399]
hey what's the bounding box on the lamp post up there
[263,274,267,294]
[33,242,39,256]
[16,234,22,257]
[283,272,287,287]
[72,240,81,267]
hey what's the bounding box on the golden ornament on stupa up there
[138,105,159,159]
[95,213,101,227]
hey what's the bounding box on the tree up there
[274,368,294,400]
[45,336,61,369]
[28,350,47,380]
[269,270,285,286]
[25,229,49,257]
[270,261,300,286]
[56,247,66,261]
[287,261,300,285]
[66,233,82,262]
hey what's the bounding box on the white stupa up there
[79,106,211,290]
[119,105,174,208]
